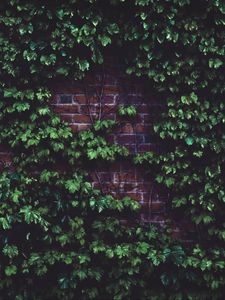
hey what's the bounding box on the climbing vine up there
[0,0,224,299]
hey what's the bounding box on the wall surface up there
[0,58,192,239]
[50,58,169,226]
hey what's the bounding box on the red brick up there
[99,172,113,182]
[0,152,11,159]
[80,104,117,115]
[60,114,74,123]
[125,192,143,201]
[51,95,58,104]
[114,172,136,182]
[106,135,115,143]
[75,94,99,104]
[121,123,134,134]
[52,104,80,113]
[138,105,150,113]
[104,182,117,191]
[144,215,165,223]
[116,134,136,144]
[102,104,117,114]
[136,135,144,143]
[70,125,79,133]
[138,144,155,152]
[0,153,12,165]
[135,124,152,133]
[102,113,115,121]
[92,182,98,189]
[103,85,120,94]
[90,173,99,182]
[73,114,91,123]
[116,114,142,123]
[80,104,98,114]
[135,184,151,194]
[74,94,87,104]
[141,201,165,213]
[103,95,115,104]
[48,59,169,226]
[78,124,91,131]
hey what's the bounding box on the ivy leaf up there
[58,277,69,289]
[90,198,96,208]
[2,245,19,258]
[65,179,81,193]
[29,41,36,50]
[56,9,64,19]
[160,273,170,286]
[209,58,223,69]
[5,265,17,276]
[185,137,194,145]
[19,25,26,35]
[38,107,50,115]
[100,35,111,46]
[56,67,69,75]
[118,105,137,117]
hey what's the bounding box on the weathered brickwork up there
[0,144,11,172]
[50,59,168,225]
[0,59,193,238]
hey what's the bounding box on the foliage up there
[117,105,137,117]
[0,0,224,299]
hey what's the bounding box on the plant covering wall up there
[51,61,170,226]
[0,0,224,299]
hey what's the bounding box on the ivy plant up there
[0,0,224,299]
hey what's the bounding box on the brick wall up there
[50,59,168,225]
[0,144,11,171]
[0,57,194,239]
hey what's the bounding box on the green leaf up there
[5,265,17,276]
[56,9,64,19]
[2,245,19,258]
[100,35,111,46]
[185,137,194,145]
